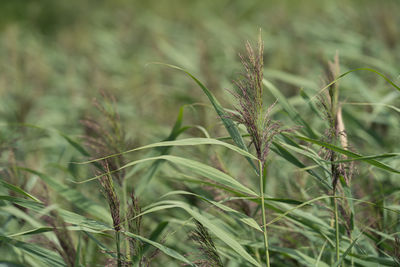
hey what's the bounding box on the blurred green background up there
[1,0,399,144]
[1,0,399,204]
[1,0,400,200]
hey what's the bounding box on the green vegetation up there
[0,1,399,266]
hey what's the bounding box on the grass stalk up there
[116,230,122,267]
[122,179,131,262]
[259,160,270,267]
[334,193,340,264]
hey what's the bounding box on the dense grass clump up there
[0,1,399,266]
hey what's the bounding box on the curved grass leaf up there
[165,174,305,206]
[136,105,187,195]
[161,190,262,232]
[153,62,258,174]
[78,137,257,164]
[7,227,53,237]
[141,221,169,255]
[18,167,110,221]
[122,231,196,266]
[0,196,111,232]
[74,233,82,267]
[0,262,26,267]
[276,140,399,166]
[271,141,332,190]
[60,133,90,157]
[0,195,45,211]
[351,254,396,266]
[0,235,66,267]
[265,195,400,227]
[343,102,400,114]
[269,246,330,267]
[295,135,400,174]
[76,155,258,196]
[263,79,318,138]
[241,240,330,267]
[334,67,400,92]
[84,231,117,259]
[332,234,362,267]
[0,180,41,203]
[135,200,261,266]
[7,225,104,238]
[308,67,400,106]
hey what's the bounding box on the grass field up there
[0,1,399,266]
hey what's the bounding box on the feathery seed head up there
[229,31,292,165]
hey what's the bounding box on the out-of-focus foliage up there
[1,0,399,138]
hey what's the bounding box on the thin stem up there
[334,192,340,265]
[116,231,122,267]
[259,160,270,267]
[316,240,327,267]
[122,179,131,262]
[350,240,354,267]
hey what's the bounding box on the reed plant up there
[228,31,294,266]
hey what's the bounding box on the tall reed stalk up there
[259,161,270,267]
[320,53,353,266]
[229,30,293,266]
[82,92,133,266]
[334,192,340,262]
